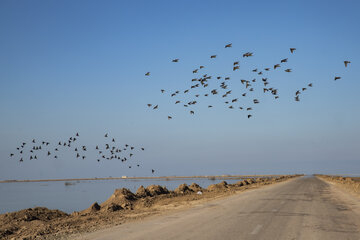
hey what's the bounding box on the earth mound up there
[136,185,151,198]
[146,185,169,196]
[174,183,193,194]
[100,188,137,210]
[0,207,68,224]
[189,183,203,192]
[207,181,228,191]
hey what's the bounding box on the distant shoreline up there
[0,174,286,183]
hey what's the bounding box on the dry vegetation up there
[0,175,300,240]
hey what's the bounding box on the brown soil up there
[0,175,300,240]
[316,175,360,196]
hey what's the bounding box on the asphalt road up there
[77,176,360,240]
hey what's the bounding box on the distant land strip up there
[0,174,293,183]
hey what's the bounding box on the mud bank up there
[0,175,300,240]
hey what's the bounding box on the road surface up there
[77,176,360,240]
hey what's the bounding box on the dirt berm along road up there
[76,176,360,240]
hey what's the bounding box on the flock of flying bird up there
[146,44,350,120]
[9,133,154,173]
[9,43,351,175]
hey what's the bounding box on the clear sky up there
[0,0,359,180]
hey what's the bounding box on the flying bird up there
[290,48,296,53]
[344,61,351,67]
[334,76,341,81]
[145,72,150,76]
[225,43,232,48]
[172,59,179,62]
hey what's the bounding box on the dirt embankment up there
[317,175,360,196]
[0,175,300,240]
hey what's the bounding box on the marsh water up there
[0,177,246,214]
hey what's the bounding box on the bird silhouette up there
[290,48,296,53]
[225,43,232,48]
[145,72,150,76]
[172,59,179,62]
[344,61,351,67]
[334,76,341,81]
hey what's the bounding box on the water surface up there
[0,178,245,214]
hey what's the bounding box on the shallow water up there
[0,178,245,214]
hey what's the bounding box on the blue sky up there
[0,0,359,180]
